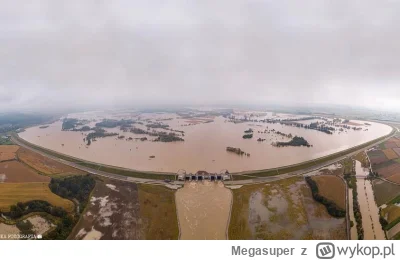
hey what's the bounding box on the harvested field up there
[381,204,400,224]
[311,175,346,210]
[388,174,400,185]
[384,141,399,149]
[0,161,50,183]
[368,150,388,165]
[0,145,19,162]
[71,179,179,240]
[0,182,74,212]
[393,148,400,157]
[229,177,346,240]
[372,179,400,206]
[17,147,85,176]
[393,139,400,147]
[383,148,399,160]
[373,160,397,170]
[376,162,400,178]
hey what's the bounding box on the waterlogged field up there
[228,177,346,240]
[19,110,392,173]
[71,178,179,240]
[372,179,400,206]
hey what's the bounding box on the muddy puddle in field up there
[246,178,346,239]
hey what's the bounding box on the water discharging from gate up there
[175,181,232,239]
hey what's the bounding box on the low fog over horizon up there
[1,1,400,113]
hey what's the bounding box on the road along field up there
[0,161,50,183]
[228,177,346,240]
[311,175,346,210]
[71,178,179,240]
[0,145,19,162]
[0,182,74,212]
[17,147,86,176]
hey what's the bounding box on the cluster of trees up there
[1,175,96,240]
[226,147,250,156]
[154,133,184,142]
[16,219,34,235]
[146,123,169,129]
[73,126,91,132]
[244,128,253,134]
[352,184,364,239]
[306,122,334,134]
[0,200,75,240]
[49,175,96,211]
[0,137,13,145]
[130,127,184,142]
[305,177,346,218]
[242,134,253,139]
[275,131,293,138]
[1,200,67,219]
[62,118,80,130]
[273,136,311,147]
[95,119,134,128]
[343,175,364,239]
[281,116,326,122]
[85,128,118,145]
[130,127,147,134]
[47,175,95,239]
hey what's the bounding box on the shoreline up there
[11,123,396,182]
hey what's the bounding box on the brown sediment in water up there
[19,111,392,173]
[348,188,358,240]
[175,181,232,240]
[355,160,385,240]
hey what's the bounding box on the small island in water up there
[226,147,250,156]
[272,136,312,148]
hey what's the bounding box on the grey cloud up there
[1,0,400,113]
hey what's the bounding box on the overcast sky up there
[1,0,400,113]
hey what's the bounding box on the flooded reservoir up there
[175,181,232,239]
[355,160,385,240]
[19,111,392,173]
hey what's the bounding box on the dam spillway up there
[176,170,231,182]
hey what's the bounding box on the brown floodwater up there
[348,188,358,240]
[175,181,232,240]
[355,160,385,240]
[19,111,392,173]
